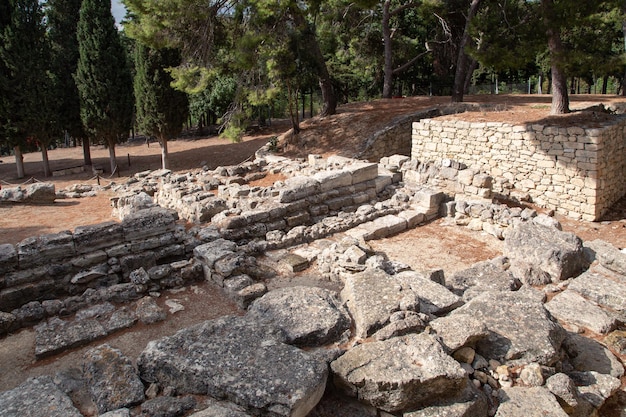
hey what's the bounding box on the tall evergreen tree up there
[0,0,54,177]
[75,0,133,174]
[47,0,91,165]
[133,43,188,169]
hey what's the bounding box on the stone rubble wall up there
[0,207,204,333]
[411,114,626,221]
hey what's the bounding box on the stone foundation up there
[411,113,626,221]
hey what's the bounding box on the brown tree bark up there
[82,137,92,166]
[451,0,482,103]
[542,0,569,114]
[14,145,25,179]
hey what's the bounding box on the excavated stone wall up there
[0,207,203,332]
[411,115,626,221]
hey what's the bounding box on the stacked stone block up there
[411,115,626,221]
[0,207,203,333]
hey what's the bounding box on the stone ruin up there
[0,146,625,417]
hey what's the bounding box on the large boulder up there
[248,286,351,347]
[567,269,626,312]
[331,333,467,413]
[0,182,56,204]
[0,376,83,417]
[137,315,327,417]
[504,221,586,282]
[562,332,624,378]
[395,271,463,315]
[545,290,617,334]
[585,239,626,276]
[446,257,520,301]
[494,386,568,417]
[451,290,566,366]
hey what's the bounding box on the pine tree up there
[47,0,91,165]
[75,0,133,174]
[133,43,188,169]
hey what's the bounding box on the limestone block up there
[17,230,76,266]
[278,176,319,203]
[347,162,379,184]
[568,269,626,311]
[495,386,568,417]
[122,207,178,242]
[0,243,17,275]
[545,290,617,334]
[314,170,352,192]
[398,209,426,228]
[0,376,83,417]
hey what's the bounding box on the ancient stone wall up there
[411,116,626,221]
[0,207,203,332]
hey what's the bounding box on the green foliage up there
[133,43,189,142]
[75,0,133,146]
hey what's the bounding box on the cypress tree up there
[133,43,188,169]
[47,0,91,165]
[75,0,133,174]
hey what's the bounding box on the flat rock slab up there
[35,316,108,358]
[446,258,520,301]
[0,376,83,417]
[503,222,585,282]
[586,239,626,276]
[568,269,626,311]
[331,333,467,413]
[545,290,617,334]
[452,291,566,366]
[248,286,350,347]
[341,268,414,338]
[137,315,327,417]
[83,344,145,414]
[429,314,489,352]
[562,333,624,378]
[396,271,463,315]
[495,386,568,417]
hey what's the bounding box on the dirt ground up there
[1,94,625,401]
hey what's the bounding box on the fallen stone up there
[280,253,309,273]
[341,268,414,338]
[567,269,626,311]
[331,333,467,413]
[396,271,463,315]
[429,314,489,353]
[403,381,489,417]
[0,182,56,204]
[0,375,83,417]
[137,315,327,417]
[100,409,131,417]
[35,317,108,358]
[0,311,16,335]
[307,392,379,417]
[189,401,253,416]
[503,222,586,282]
[193,239,238,270]
[248,286,351,347]
[569,371,622,409]
[135,296,167,324]
[451,291,566,366]
[604,330,626,355]
[373,311,428,341]
[545,290,617,334]
[83,344,145,414]
[495,386,568,417]
[545,373,580,412]
[140,395,196,417]
[585,239,626,276]
[446,257,520,300]
[562,332,624,378]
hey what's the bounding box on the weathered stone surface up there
[0,375,83,417]
[122,207,178,241]
[137,315,327,417]
[396,271,463,315]
[568,269,626,311]
[429,314,489,353]
[100,409,131,417]
[403,381,489,417]
[545,373,580,412]
[0,311,16,334]
[494,386,568,417]
[341,268,414,338]
[278,176,319,203]
[331,333,467,413]
[446,257,520,300]
[308,393,378,417]
[585,239,626,276]
[83,344,145,414]
[346,162,379,184]
[545,290,617,334]
[140,395,196,417]
[604,330,626,355]
[193,239,238,270]
[74,221,124,254]
[314,170,352,192]
[503,222,586,281]
[35,317,108,358]
[17,230,75,266]
[0,243,17,274]
[569,371,621,409]
[452,291,566,366]
[562,332,624,378]
[189,401,253,417]
[136,296,167,324]
[248,286,350,347]
[0,182,56,204]
[373,311,428,341]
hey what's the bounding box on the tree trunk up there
[82,137,92,166]
[41,145,51,177]
[107,140,118,175]
[463,58,478,95]
[602,76,609,94]
[382,0,393,99]
[290,7,336,116]
[14,145,25,179]
[159,137,169,170]
[543,0,569,114]
[451,0,482,103]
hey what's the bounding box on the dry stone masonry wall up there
[411,112,626,221]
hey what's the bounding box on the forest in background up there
[1,0,625,176]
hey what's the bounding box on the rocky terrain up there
[0,144,624,417]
